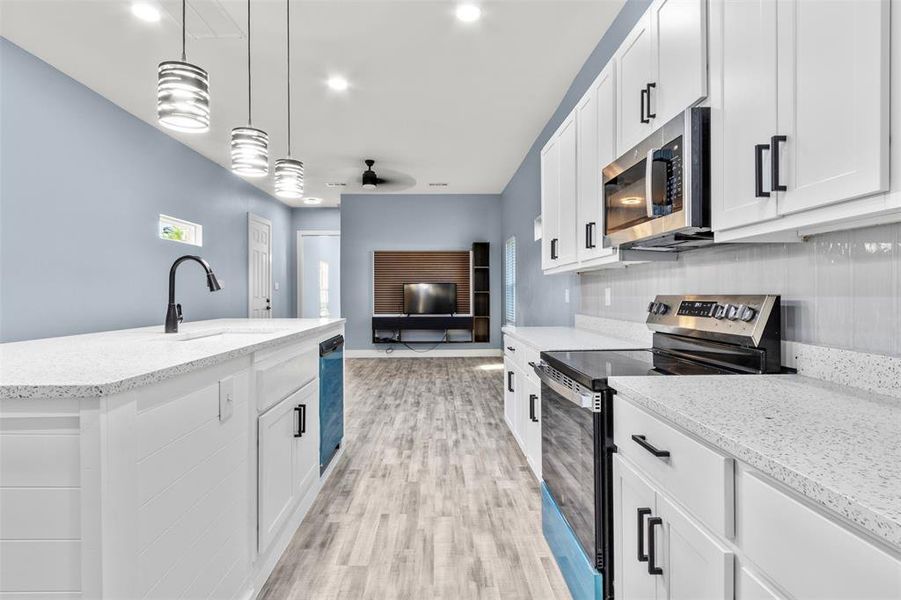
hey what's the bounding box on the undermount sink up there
[171,328,285,342]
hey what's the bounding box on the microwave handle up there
[645,149,656,218]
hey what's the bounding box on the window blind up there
[504,237,516,324]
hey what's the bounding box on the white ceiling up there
[0,0,624,207]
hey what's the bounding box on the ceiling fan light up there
[274,158,305,199]
[362,170,378,189]
[230,127,269,177]
[157,60,210,133]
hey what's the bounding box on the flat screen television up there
[403,283,457,315]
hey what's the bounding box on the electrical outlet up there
[564,288,570,304]
[219,377,234,423]
[605,287,612,306]
[274,281,280,291]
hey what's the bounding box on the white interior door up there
[297,231,341,319]
[248,214,272,318]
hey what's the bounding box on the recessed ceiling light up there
[131,2,161,23]
[428,183,449,187]
[303,197,323,205]
[456,3,482,23]
[326,182,347,188]
[327,76,349,92]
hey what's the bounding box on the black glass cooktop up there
[541,348,739,392]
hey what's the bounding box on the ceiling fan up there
[361,159,387,189]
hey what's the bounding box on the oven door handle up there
[534,363,595,410]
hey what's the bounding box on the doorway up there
[297,230,341,318]
[248,213,272,318]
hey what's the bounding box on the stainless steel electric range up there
[534,294,785,600]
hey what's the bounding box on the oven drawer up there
[613,397,734,539]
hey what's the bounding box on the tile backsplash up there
[579,222,901,357]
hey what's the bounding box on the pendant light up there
[230,0,269,177]
[158,0,210,133]
[274,0,304,199]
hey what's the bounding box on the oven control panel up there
[645,295,779,347]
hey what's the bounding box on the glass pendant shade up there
[157,60,210,133]
[230,127,269,177]
[274,158,304,199]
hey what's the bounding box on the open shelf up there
[472,242,490,343]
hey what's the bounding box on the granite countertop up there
[608,374,901,549]
[502,325,647,351]
[0,318,345,400]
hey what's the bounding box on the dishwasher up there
[319,334,344,474]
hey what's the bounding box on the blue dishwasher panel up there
[542,483,604,600]
[319,335,344,474]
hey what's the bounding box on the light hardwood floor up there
[259,357,570,600]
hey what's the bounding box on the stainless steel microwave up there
[602,107,712,251]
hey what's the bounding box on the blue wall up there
[500,0,652,326]
[0,38,295,342]
[340,194,502,351]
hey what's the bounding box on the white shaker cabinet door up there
[257,393,300,553]
[617,13,655,154]
[654,494,735,600]
[713,0,780,231]
[540,137,560,271]
[651,0,707,126]
[292,379,320,500]
[522,377,541,479]
[556,113,579,267]
[613,456,659,600]
[774,0,889,215]
[503,357,517,435]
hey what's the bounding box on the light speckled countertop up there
[502,325,646,351]
[0,318,345,400]
[608,374,901,549]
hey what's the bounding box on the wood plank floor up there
[259,357,570,600]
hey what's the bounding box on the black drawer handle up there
[640,87,649,124]
[645,83,656,119]
[755,144,771,198]
[637,507,652,562]
[507,371,514,393]
[771,135,787,192]
[529,394,539,422]
[648,517,663,575]
[294,404,306,438]
[506,346,516,352]
[632,434,670,458]
[550,238,558,260]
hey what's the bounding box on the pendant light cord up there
[181,0,186,61]
[286,0,292,156]
[247,0,253,126]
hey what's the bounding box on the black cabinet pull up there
[529,394,539,422]
[771,135,787,192]
[506,346,516,352]
[507,371,514,393]
[300,404,306,434]
[294,405,304,438]
[647,517,663,575]
[640,88,649,124]
[645,83,656,119]
[637,507,652,562]
[585,222,597,249]
[755,144,771,198]
[550,238,558,260]
[632,434,670,458]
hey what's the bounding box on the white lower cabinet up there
[257,379,320,553]
[503,338,541,480]
[521,375,541,479]
[614,455,733,600]
[503,356,517,438]
[614,396,901,600]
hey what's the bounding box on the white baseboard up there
[346,348,503,358]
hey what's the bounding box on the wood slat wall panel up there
[373,251,471,314]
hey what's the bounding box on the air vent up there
[163,0,243,40]
[326,182,347,188]
[428,183,449,188]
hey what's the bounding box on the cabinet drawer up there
[614,398,734,538]
[255,343,318,412]
[739,471,901,600]
[503,335,518,359]
[522,345,541,385]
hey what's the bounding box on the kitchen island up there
[0,318,345,599]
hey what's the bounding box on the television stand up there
[371,315,474,344]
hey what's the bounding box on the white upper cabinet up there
[540,136,560,271]
[774,0,890,215]
[617,13,655,153]
[577,64,618,264]
[712,0,890,234]
[556,114,578,266]
[713,0,780,231]
[618,0,707,155]
[651,0,708,126]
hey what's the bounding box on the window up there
[504,236,516,324]
[159,214,202,246]
[319,260,330,317]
